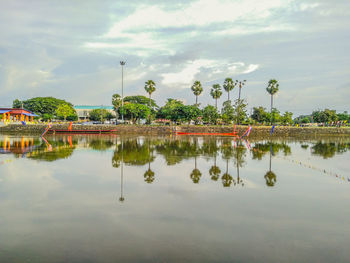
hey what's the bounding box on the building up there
[0,108,38,122]
[74,105,115,120]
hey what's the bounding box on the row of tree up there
[294,109,350,124]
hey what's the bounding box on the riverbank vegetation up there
[9,78,349,126]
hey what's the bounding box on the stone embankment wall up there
[0,124,349,137]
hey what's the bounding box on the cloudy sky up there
[0,0,349,115]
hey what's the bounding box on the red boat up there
[48,129,117,134]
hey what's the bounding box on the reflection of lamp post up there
[120,61,126,123]
[119,140,125,202]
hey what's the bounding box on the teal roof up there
[74,105,114,110]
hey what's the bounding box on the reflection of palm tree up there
[221,158,234,187]
[144,139,155,184]
[264,145,277,187]
[144,168,155,184]
[190,156,202,184]
[234,142,245,187]
[264,171,276,187]
[209,156,221,181]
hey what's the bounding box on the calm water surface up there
[0,134,349,263]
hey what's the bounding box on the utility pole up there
[120,61,126,123]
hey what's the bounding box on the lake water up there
[0,134,349,263]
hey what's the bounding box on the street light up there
[120,61,126,123]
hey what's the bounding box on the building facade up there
[74,105,115,120]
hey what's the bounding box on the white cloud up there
[105,0,290,38]
[85,0,294,56]
[161,60,259,87]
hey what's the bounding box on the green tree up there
[56,104,76,121]
[202,105,220,125]
[182,105,202,124]
[232,99,247,124]
[119,103,150,124]
[281,111,293,125]
[210,84,222,110]
[12,99,22,108]
[266,79,279,124]
[157,99,185,123]
[12,97,74,116]
[223,78,235,101]
[251,107,269,123]
[144,80,156,108]
[123,95,158,108]
[191,80,203,105]
[144,80,156,123]
[89,109,113,122]
[337,111,349,122]
[221,100,234,124]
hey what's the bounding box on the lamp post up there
[120,61,126,123]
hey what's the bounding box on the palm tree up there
[144,80,156,123]
[210,84,222,110]
[191,80,203,106]
[223,78,235,101]
[235,80,246,101]
[266,79,279,125]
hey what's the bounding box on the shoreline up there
[0,124,349,138]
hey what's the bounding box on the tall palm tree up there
[235,80,246,101]
[191,80,203,106]
[144,80,156,123]
[223,78,235,101]
[266,79,279,125]
[210,84,222,110]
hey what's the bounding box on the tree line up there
[10,78,349,125]
[111,78,285,125]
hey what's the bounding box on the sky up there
[0,0,349,116]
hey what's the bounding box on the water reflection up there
[0,134,349,262]
[265,145,277,187]
[1,135,349,189]
[311,141,350,159]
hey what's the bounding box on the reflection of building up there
[0,108,38,122]
[0,137,37,155]
[74,105,115,120]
